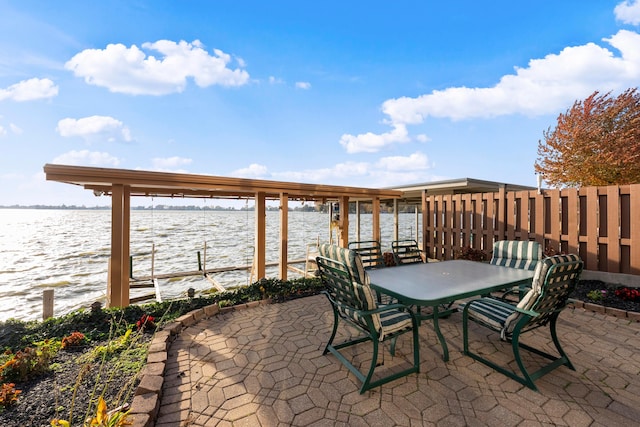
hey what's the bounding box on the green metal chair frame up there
[462,254,583,391]
[348,240,386,270]
[391,239,424,265]
[316,254,420,394]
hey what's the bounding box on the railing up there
[422,184,640,277]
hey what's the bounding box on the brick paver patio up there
[155,294,640,426]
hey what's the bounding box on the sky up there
[1,0,640,207]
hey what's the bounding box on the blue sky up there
[1,0,640,206]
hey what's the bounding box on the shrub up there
[61,332,86,350]
[0,340,58,383]
[0,383,21,410]
[455,246,487,262]
[615,287,640,302]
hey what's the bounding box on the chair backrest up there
[503,254,583,337]
[348,240,385,269]
[391,239,424,265]
[319,243,369,285]
[316,249,381,332]
[490,240,542,271]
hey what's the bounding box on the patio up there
[152,294,640,426]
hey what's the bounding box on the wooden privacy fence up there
[421,184,640,276]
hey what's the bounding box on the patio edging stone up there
[568,298,639,321]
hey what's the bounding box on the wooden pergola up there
[44,164,402,308]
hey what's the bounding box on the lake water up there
[0,209,422,322]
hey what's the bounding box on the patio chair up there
[490,240,543,300]
[490,240,542,270]
[348,240,386,269]
[391,239,424,265]
[462,254,583,391]
[316,246,420,394]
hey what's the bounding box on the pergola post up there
[108,184,131,308]
[279,193,288,280]
[372,196,381,243]
[393,199,399,241]
[355,200,361,242]
[339,195,349,247]
[255,191,267,280]
[422,189,428,259]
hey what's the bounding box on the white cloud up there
[339,124,410,153]
[615,0,640,25]
[0,123,22,136]
[295,81,311,89]
[384,30,640,124]
[232,163,270,178]
[0,78,58,101]
[341,29,640,153]
[376,152,429,171]
[56,115,132,142]
[65,40,250,95]
[269,76,284,85]
[151,156,193,170]
[52,150,120,166]
[240,151,432,188]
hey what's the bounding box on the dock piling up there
[43,289,54,320]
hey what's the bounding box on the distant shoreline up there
[0,204,318,212]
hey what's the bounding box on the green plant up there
[61,332,86,350]
[0,339,59,383]
[52,396,131,427]
[587,289,606,302]
[0,382,21,410]
[88,329,133,362]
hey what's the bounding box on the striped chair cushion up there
[490,240,542,271]
[319,244,414,340]
[467,254,582,340]
[320,244,369,286]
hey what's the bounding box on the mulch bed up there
[570,280,640,313]
[0,338,146,427]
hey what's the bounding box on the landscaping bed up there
[570,280,640,313]
[0,277,324,427]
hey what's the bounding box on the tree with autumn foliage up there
[535,88,640,187]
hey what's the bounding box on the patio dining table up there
[368,260,535,361]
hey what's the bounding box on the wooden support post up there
[393,199,399,242]
[372,196,381,243]
[355,200,361,242]
[422,190,428,259]
[122,185,130,305]
[108,184,124,308]
[339,196,349,247]
[255,191,267,280]
[415,205,419,242]
[107,184,131,308]
[43,289,54,320]
[279,193,289,280]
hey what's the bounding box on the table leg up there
[432,305,449,362]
